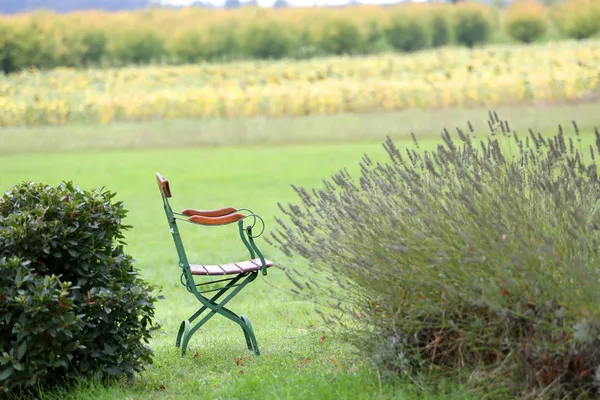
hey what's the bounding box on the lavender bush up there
[269,113,600,398]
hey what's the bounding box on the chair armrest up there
[182,207,237,218]
[188,213,245,226]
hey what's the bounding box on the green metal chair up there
[155,172,274,357]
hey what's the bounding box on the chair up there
[155,172,274,356]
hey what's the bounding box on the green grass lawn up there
[1,105,598,399]
[0,143,470,400]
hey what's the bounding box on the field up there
[3,2,600,395]
[1,102,599,399]
[0,116,465,400]
[3,40,600,126]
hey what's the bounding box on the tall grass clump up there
[269,114,600,398]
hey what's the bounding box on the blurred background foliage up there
[0,0,597,74]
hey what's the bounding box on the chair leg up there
[240,318,253,351]
[180,310,217,356]
[178,272,261,357]
[175,282,233,349]
[241,315,260,355]
[176,319,190,349]
[179,305,257,356]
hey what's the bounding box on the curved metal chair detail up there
[155,172,273,356]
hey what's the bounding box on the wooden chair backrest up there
[156,172,172,198]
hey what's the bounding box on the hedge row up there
[504,0,600,43]
[1,3,498,73]
[0,0,597,74]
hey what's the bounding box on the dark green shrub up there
[0,25,20,74]
[430,12,452,47]
[80,30,108,65]
[169,25,247,64]
[0,257,82,395]
[107,28,165,65]
[551,0,600,40]
[270,115,600,398]
[0,21,60,73]
[384,16,430,53]
[361,21,389,54]
[316,19,364,55]
[294,27,320,59]
[201,25,242,62]
[168,30,206,64]
[505,16,548,43]
[504,0,549,44]
[0,181,161,396]
[243,22,295,60]
[453,3,493,47]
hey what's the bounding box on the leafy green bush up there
[551,0,600,40]
[270,115,600,398]
[0,257,82,395]
[453,3,493,47]
[293,27,321,59]
[243,22,295,60]
[430,12,452,48]
[107,27,165,65]
[361,21,389,54]
[0,21,61,73]
[80,30,108,65]
[0,25,20,74]
[168,29,207,64]
[316,19,364,55]
[0,181,161,396]
[384,16,430,52]
[198,25,243,62]
[505,0,549,43]
[169,26,243,64]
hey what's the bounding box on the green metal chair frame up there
[156,172,273,357]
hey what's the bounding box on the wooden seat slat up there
[203,264,227,275]
[190,258,274,276]
[219,262,245,274]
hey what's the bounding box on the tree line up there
[0,0,149,14]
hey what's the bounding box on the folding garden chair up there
[155,172,274,356]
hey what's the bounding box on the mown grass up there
[0,105,598,399]
[1,142,472,400]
